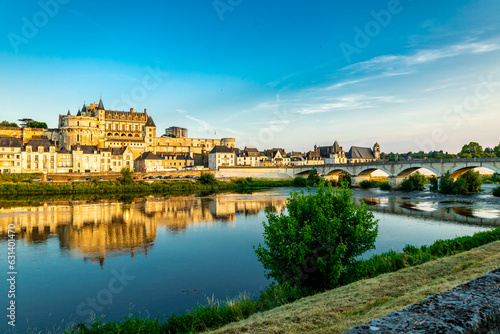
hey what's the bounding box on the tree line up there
[381,141,500,160]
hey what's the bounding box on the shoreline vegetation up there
[64,227,500,334]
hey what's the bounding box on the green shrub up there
[493,186,500,197]
[429,176,438,192]
[359,180,380,189]
[379,182,391,190]
[491,173,500,183]
[292,176,307,187]
[458,170,482,193]
[254,180,378,291]
[400,171,426,191]
[439,171,482,194]
[338,171,351,187]
[119,167,134,184]
[199,172,217,185]
[307,168,321,186]
[233,178,249,187]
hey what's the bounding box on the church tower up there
[373,142,380,160]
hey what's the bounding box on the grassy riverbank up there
[0,178,294,196]
[212,240,500,333]
[64,227,500,334]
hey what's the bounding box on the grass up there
[0,178,294,196]
[210,240,500,334]
[64,227,500,334]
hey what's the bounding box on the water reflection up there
[0,195,287,266]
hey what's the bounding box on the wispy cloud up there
[295,94,407,115]
[346,41,500,73]
[185,115,211,131]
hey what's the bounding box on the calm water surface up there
[1,185,499,332]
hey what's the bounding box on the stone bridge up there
[218,158,500,188]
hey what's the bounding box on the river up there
[1,185,499,333]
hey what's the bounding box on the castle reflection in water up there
[0,194,287,266]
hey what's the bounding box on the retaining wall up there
[344,268,500,333]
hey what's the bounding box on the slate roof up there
[72,144,98,154]
[318,141,344,158]
[136,151,159,161]
[58,147,69,153]
[25,139,54,151]
[158,154,194,160]
[145,116,156,127]
[347,146,375,160]
[98,98,105,110]
[306,150,322,160]
[209,146,233,154]
[0,136,22,148]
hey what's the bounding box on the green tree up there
[26,120,48,129]
[458,170,482,193]
[0,121,19,127]
[119,167,134,184]
[254,181,378,291]
[438,171,482,194]
[493,186,500,197]
[460,142,483,157]
[494,144,500,158]
[199,172,217,185]
[338,171,351,186]
[292,176,307,187]
[400,171,426,191]
[307,168,321,186]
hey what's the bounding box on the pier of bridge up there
[218,158,500,188]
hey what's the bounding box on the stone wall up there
[344,268,500,333]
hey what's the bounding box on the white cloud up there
[346,41,500,73]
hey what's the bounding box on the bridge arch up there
[447,164,500,178]
[294,169,319,177]
[394,164,440,178]
[324,167,353,176]
[356,167,391,177]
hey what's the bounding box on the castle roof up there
[145,116,156,127]
[98,98,104,110]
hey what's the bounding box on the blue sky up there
[1,0,499,153]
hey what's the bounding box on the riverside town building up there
[0,98,380,174]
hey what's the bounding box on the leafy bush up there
[429,176,438,192]
[493,186,500,197]
[199,172,217,185]
[338,171,351,187]
[233,178,249,187]
[458,170,482,193]
[359,180,380,189]
[254,180,378,291]
[400,171,426,191]
[493,173,500,183]
[307,168,321,186]
[292,176,307,187]
[379,182,391,190]
[439,171,482,194]
[118,167,134,184]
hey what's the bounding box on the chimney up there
[122,142,124,150]
[130,108,134,113]
[144,108,147,113]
